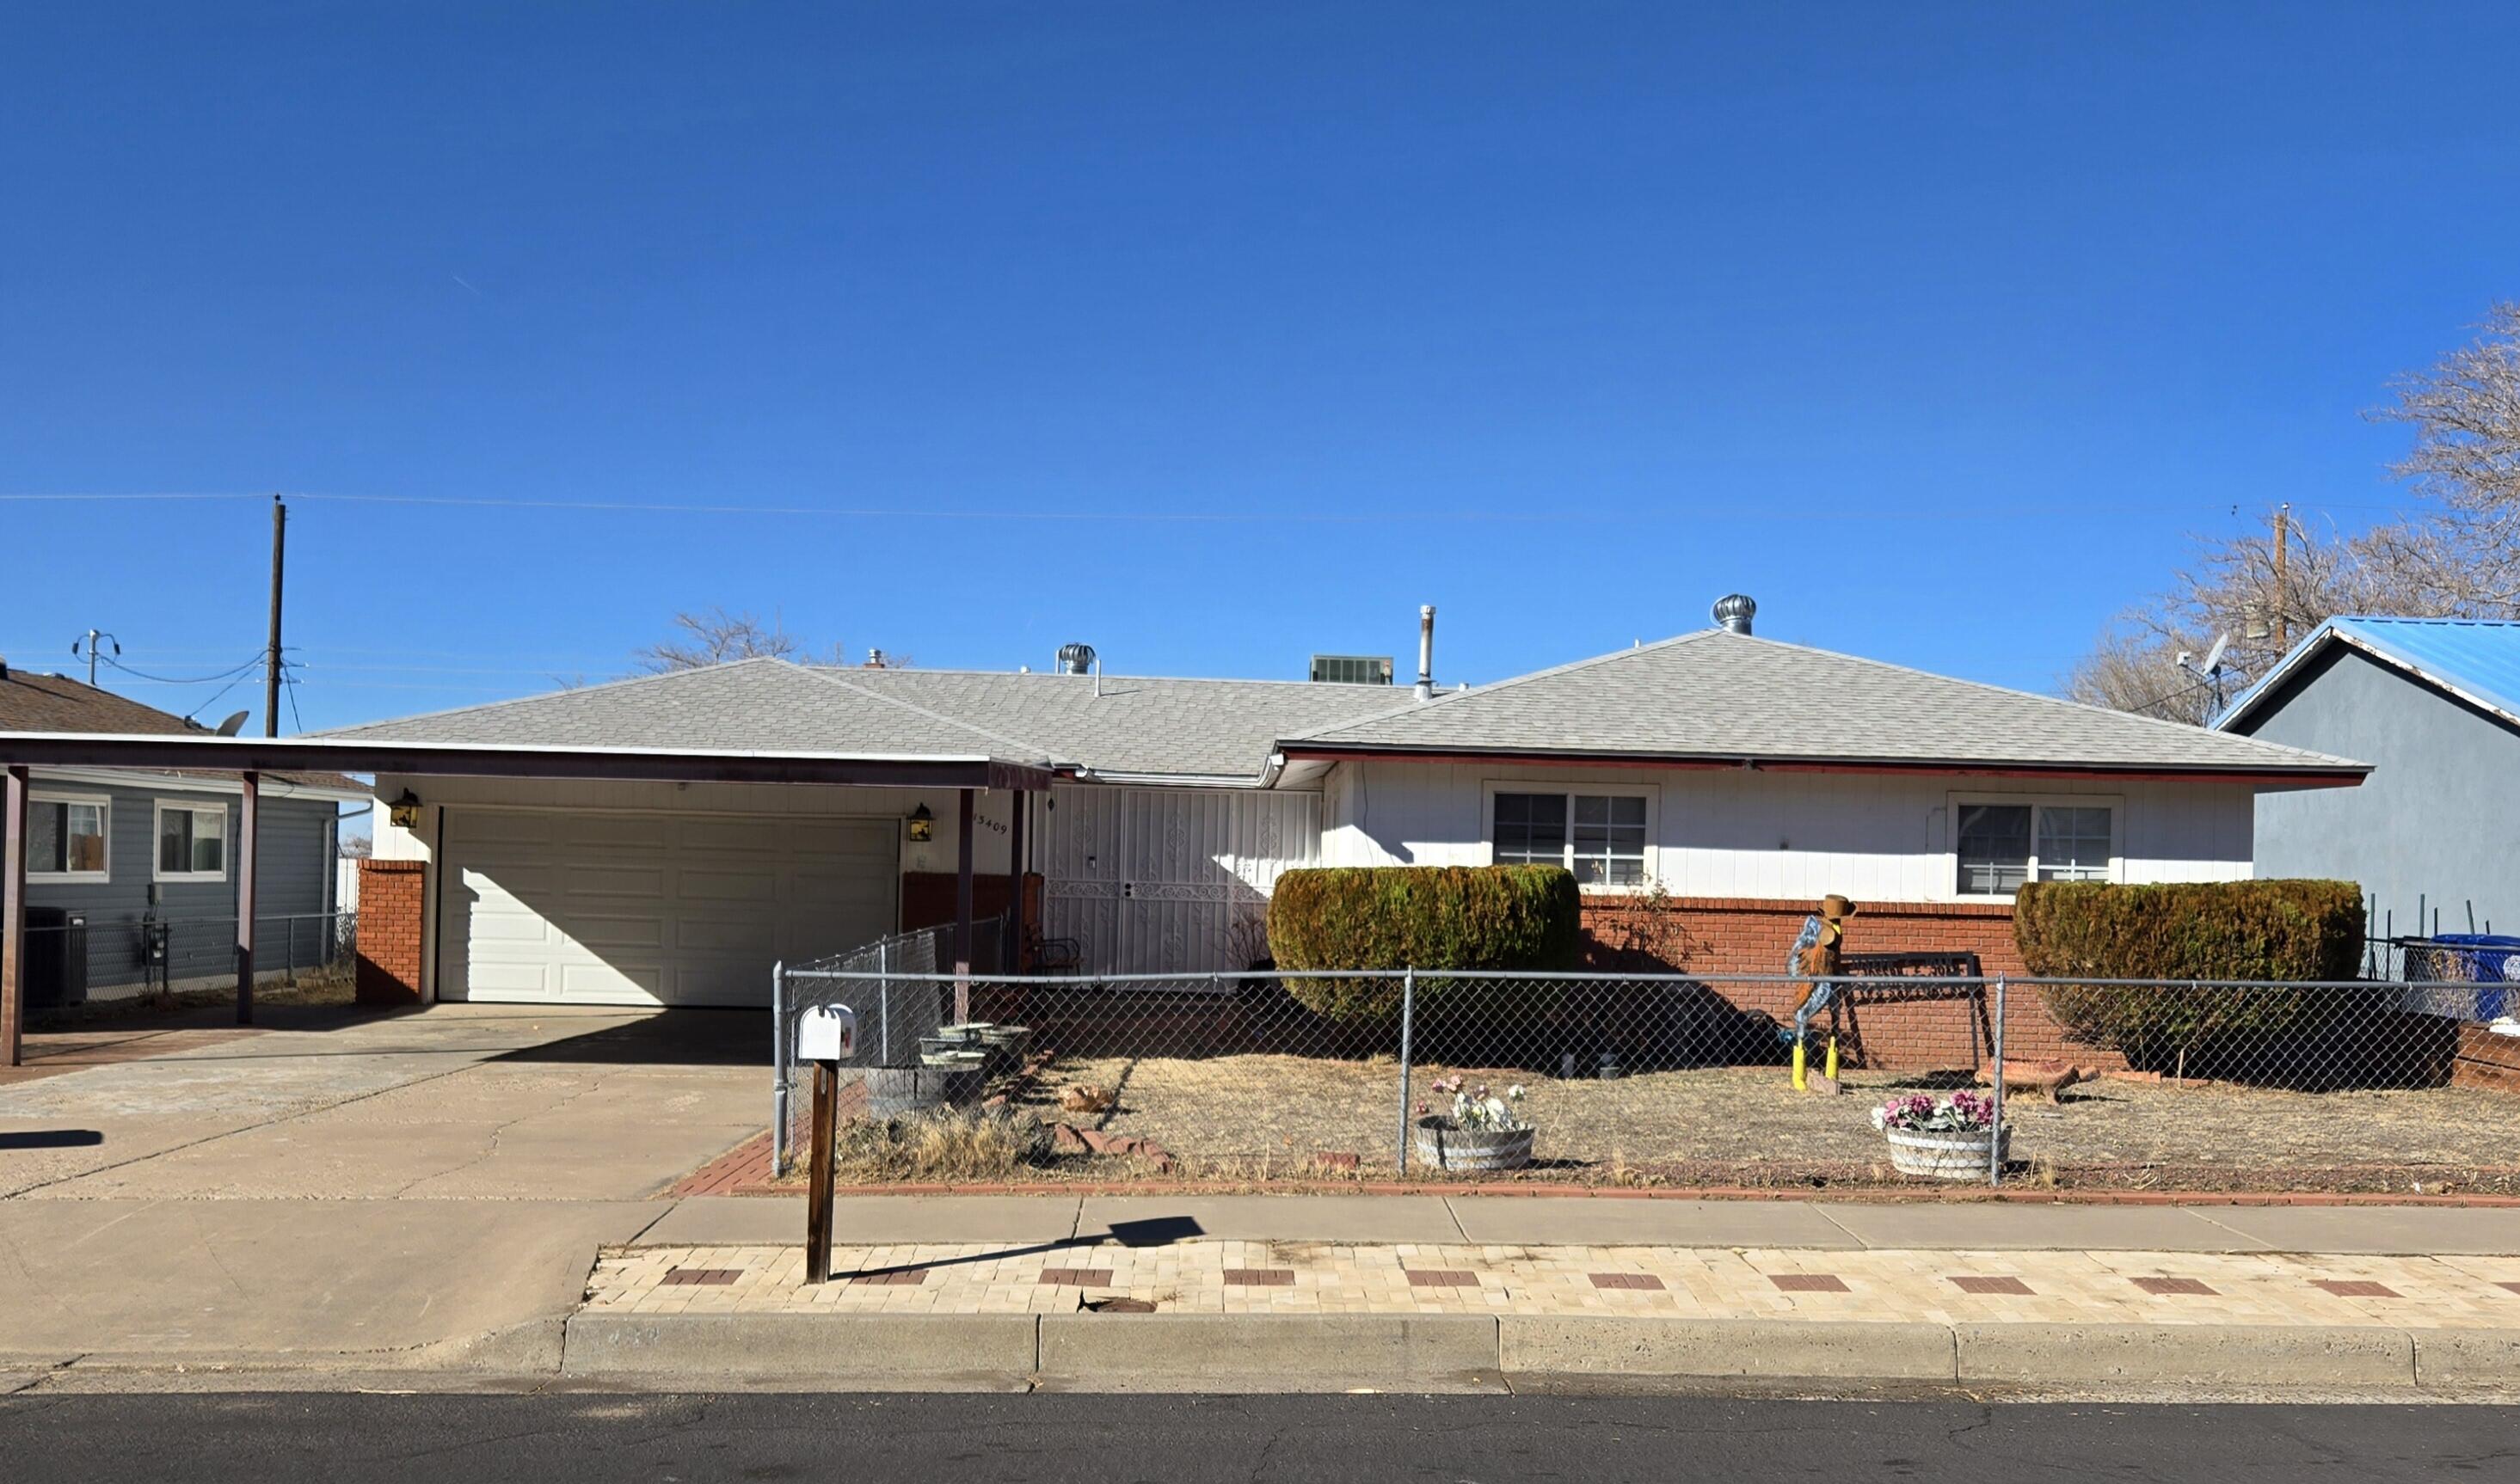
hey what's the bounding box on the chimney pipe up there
[1712,593,1756,635]
[1414,605,1435,701]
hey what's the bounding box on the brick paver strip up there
[2314,1279,2400,1298]
[1948,1275,2035,1296]
[846,1268,932,1286]
[1222,1268,1296,1286]
[1589,1272,1667,1291]
[1405,1270,1480,1288]
[2132,1277,2216,1296]
[1768,1273,1848,1293]
[1039,1268,1115,1286]
[660,1269,741,1286]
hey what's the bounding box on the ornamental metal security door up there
[1040,786,1319,976]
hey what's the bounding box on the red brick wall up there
[1578,893,2111,1070]
[355,859,427,1006]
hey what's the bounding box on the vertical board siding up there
[1042,784,1320,974]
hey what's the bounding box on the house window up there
[156,802,228,880]
[27,798,108,879]
[1492,790,1648,886]
[1956,801,2115,895]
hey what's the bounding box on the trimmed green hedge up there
[2014,880,2366,1071]
[1266,866,1582,1021]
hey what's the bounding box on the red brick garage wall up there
[355,859,427,1006]
[1579,893,2111,1070]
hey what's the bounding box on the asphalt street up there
[3,1394,2517,1481]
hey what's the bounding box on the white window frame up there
[1945,792,2123,900]
[1481,782,1659,891]
[153,799,231,884]
[25,792,111,883]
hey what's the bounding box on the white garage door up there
[441,809,897,1006]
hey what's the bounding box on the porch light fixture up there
[905,804,935,843]
[387,790,422,830]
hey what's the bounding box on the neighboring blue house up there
[2216,616,2520,947]
[2,659,368,1005]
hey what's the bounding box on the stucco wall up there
[2233,646,2517,938]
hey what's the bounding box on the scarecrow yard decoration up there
[1787,894,1856,1092]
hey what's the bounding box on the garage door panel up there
[466,911,558,944]
[678,866,782,901]
[570,865,669,899]
[442,809,897,1007]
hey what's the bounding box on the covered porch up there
[0,732,1054,1064]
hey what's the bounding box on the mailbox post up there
[796,1004,857,1284]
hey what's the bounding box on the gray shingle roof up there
[827,668,1401,778]
[312,632,2366,781]
[316,659,1045,759]
[1285,630,2365,775]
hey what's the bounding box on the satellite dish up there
[2200,632,2230,677]
[214,710,250,737]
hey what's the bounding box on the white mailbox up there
[797,1004,857,1064]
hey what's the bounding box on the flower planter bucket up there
[1414,1116,1534,1172]
[1884,1125,2010,1180]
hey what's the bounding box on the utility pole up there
[265,495,286,737]
[71,629,118,687]
[2270,502,2290,651]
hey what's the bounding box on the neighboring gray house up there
[1,661,368,1003]
[2216,616,2520,941]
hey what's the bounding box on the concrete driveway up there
[0,1004,765,1201]
[0,1004,770,1372]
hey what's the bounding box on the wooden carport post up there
[236,770,258,1026]
[953,786,974,1024]
[1003,788,1026,972]
[3,764,27,1066]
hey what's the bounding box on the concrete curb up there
[1503,1317,1956,1382]
[1956,1322,2415,1389]
[2414,1328,2520,1389]
[561,1312,1037,1385]
[539,1313,2520,1394]
[1036,1314,1500,1391]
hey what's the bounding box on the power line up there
[101,651,269,685]
[0,488,2435,524]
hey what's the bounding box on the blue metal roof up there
[2217,616,2520,733]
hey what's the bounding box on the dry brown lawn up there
[1006,1052,2520,1193]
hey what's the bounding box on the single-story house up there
[0,596,2367,1066]
[2215,615,2520,943]
[325,598,2362,1004]
[0,659,367,1005]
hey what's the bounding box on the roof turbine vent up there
[1056,642,1097,676]
[1712,593,1756,635]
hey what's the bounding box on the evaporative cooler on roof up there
[1308,655,1394,685]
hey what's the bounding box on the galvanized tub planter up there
[1884,1125,2009,1180]
[1414,1116,1534,1172]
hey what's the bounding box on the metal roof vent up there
[1712,594,1756,635]
[1056,642,1097,676]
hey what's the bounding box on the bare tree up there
[2373,300,2520,610]
[2072,304,2520,721]
[636,608,814,671]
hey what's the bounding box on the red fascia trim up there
[1280,748,2366,788]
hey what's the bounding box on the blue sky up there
[5,3,2515,733]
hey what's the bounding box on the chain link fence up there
[15,908,357,1009]
[763,961,2520,1192]
[771,914,1005,1174]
